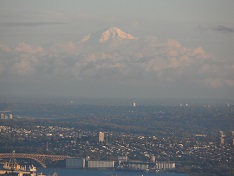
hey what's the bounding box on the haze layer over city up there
[0,0,234,99]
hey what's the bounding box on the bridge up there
[0,151,72,168]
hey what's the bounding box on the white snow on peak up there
[99,27,137,43]
[81,27,138,44]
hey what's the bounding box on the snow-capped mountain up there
[81,27,138,44]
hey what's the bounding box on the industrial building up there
[87,160,114,169]
[66,158,85,168]
[155,162,175,170]
[127,162,149,171]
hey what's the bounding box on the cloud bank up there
[0,32,234,97]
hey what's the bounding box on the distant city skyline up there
[0,0,234,99]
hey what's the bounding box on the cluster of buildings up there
[1,113,13,120]
[64,131,177,172]
[65,156,175,172]
[0,116,233,174]
[220,131,234,146]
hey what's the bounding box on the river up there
[37,168,189,176]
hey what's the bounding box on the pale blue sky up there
[1,1,233,22]
[1,1,233,44]
[0,0,234,99]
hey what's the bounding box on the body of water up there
[37,168,189,176]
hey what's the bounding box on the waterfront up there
[37,168,188,176]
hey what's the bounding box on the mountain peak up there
[100,27,137,43]
[81,27,138,44]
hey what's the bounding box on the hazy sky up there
[0,0,234,99]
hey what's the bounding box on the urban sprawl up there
[0,99,233,176]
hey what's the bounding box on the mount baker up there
[80,27,138,44]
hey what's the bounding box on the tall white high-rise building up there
[220,136,225,145]
[1,113,4,119]
[98,132,104,142]
[9,114,13,119]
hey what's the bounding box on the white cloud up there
[14,58,36,75]
[15,43,44,55]
[0,36,233,90]
[51,41,79,55]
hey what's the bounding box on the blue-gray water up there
[37,168,189,176]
